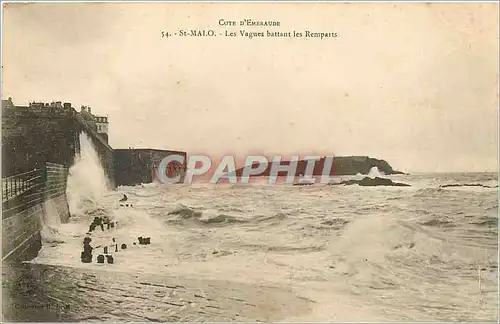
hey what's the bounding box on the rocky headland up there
[234,156,404,177]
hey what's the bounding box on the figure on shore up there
[119,194,128,202]
[89,216,105,232]
[81,237,93,263]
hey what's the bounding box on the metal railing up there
[2,163,68,219]
[2,169,45,203]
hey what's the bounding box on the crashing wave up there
[168,206,203,219]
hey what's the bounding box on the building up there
[94,115,109,143]
[3,97,187,187]
[79,105,109,143]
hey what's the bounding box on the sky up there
[2,2,499,173]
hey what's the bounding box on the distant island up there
[234,156,405,177]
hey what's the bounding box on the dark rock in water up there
[420,219,454,227]
[330,177,410,187]
[103,246,108,254]
[168,208,203,219]
[440,183,498,189]
[321,218,349,226]
[97,254,105,263]
[293,182,314,186]
[121,244,127,249]
[83,237,92,245]
[137,237,151,245]
[106,255,114,264]
[200,214,247,225]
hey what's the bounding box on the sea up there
[2,135,498,322]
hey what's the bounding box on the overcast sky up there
[2,3,498,172]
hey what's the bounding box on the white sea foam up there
[31,139,498,321]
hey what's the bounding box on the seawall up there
[2,99,188,262]
[2,101,115,185]
[2,163,70,263]
[114,148,187,186]
[2,99,115,263]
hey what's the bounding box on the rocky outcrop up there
[330,176,410,187]
[332,156,404,175]
[234,156,404,177]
